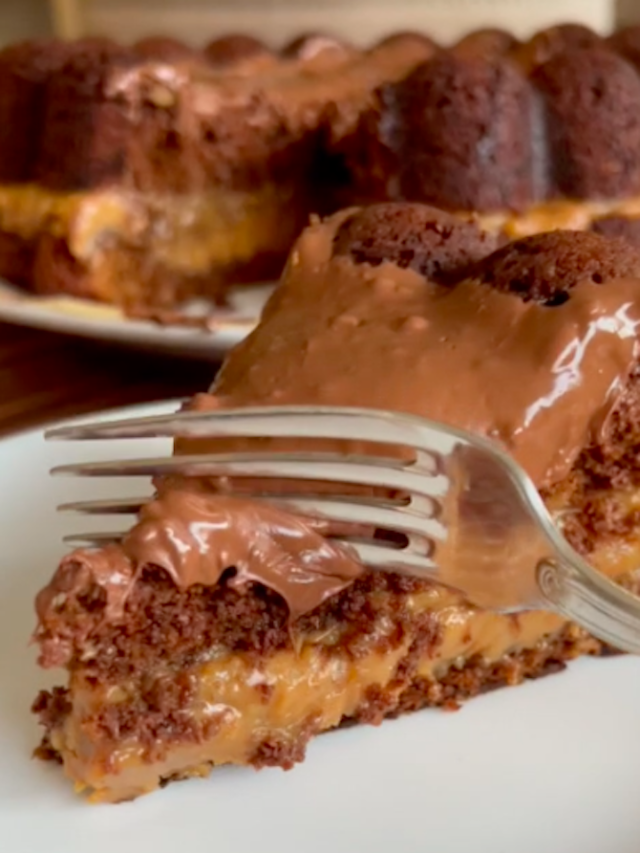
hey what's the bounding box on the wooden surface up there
[0,323,217,436]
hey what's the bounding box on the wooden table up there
[0,322,218,436]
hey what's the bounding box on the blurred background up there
[1,0,637,47]
[0,0,638,436]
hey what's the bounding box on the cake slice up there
[32,204,640,801]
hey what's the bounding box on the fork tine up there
[51,453,449,497]
[44,406,461,460]
[63,531,124,544]
[351,542,437,574]
[267,496,446,541]
[58,497,150,514]
[58,492,411,516]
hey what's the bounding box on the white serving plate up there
[0,281,274,359]
[1,401,640,853]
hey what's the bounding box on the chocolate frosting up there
[35,484,363,634]
[194,210,640,486]
[123,487,363,619]
[37,207,640,625]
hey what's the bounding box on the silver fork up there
[46,405,640,654]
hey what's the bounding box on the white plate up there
[2,402,640,853]
[0,281,274,358]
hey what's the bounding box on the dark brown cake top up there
[133,36,197,62]
[474,230,640,305]
[345,22,640,212]
[333,203,501,283]
[204,34,271,67]
[390,52,537,211]
[8,24,640,209]
[511,23,600,71]
[532,47,640,199]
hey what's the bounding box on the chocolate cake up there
[0,33,431,309]
[32,203,640,801]
[333,24,640,240]
[5,24,640,311]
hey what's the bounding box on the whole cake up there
[32,203,640,800]
[4,24,640,310]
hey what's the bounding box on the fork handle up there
[537,558,640,655]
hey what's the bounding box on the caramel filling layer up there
[46,590,600,802]
[0,183,306,275]
[47,538,635,803]
[1,184,640,291]
[477,195,640,238]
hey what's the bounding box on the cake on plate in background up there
[2,23,640,312]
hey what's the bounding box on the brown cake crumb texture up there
[473,228,640,304]
[36,567,430,676]
[32,621,616,775]
[332,202,502,282]
[340,23,640,212]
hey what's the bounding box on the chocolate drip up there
[124,488,363,619]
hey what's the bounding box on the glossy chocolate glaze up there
[124,487,363,619]
[37,209,640,623]
[201,210,640,485]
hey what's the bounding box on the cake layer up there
[8,25,640,200]
[0,35,432,306]
[34,579,625,802]
[0,183,306,306]
[0,37,431,194]
[5,184,640,308]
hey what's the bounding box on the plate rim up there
[0,280,273,358]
